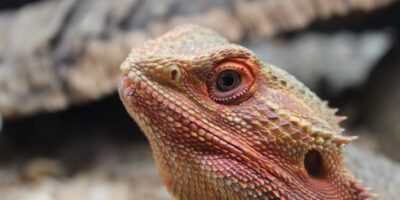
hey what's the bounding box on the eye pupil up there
[222,75,235,86]
[217,70,240,92]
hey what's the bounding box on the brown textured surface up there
[0,143,173,200]
[119,24,373,199]
[0,0,396,118]
[236,0,395,37]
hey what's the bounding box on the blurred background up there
[0,0,399,199]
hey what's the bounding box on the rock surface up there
[0,0,396,118]
[247,31,392,93]
[346,144,400,199]
[0,143,173,200]
[363,40,400,161]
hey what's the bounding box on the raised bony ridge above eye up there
[207,58,258,104]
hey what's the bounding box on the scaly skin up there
[119,24,372,200]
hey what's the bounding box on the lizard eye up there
[207,59,256,104]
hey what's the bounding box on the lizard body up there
[119,24,372,200]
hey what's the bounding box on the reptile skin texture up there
[118,24,373,200]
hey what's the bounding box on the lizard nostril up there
[170,69,178,81]
[304,149,324,178]
[167,65,181,82]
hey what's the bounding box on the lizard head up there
[119,24,373,199]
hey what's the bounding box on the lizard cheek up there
[207,59,256,104]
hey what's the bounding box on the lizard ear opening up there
[207,58,257,104]
[304,149,325,178]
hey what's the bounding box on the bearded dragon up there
[119,24,373,200]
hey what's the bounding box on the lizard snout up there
[120,57,183,87]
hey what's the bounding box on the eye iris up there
[217,70,240,92]
[207,59,257,104]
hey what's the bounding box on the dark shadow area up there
[309,1,400,32]
[0,93,146,173]
[360,37,400,161]
[0,0,43,11]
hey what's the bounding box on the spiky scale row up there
[119,24,374,199]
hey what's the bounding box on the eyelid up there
[206,58,257,104]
